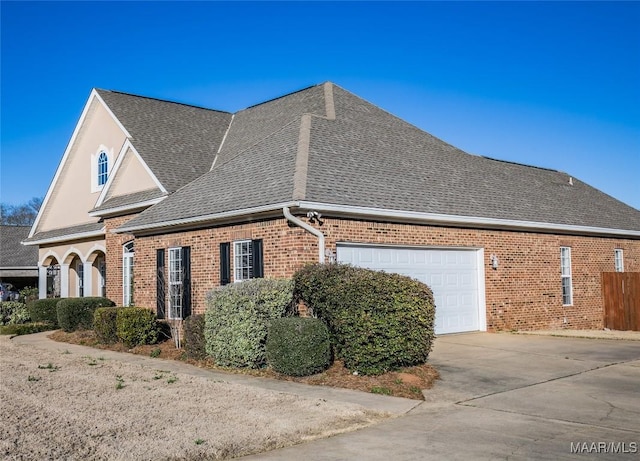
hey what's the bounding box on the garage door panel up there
[337,245,482,335]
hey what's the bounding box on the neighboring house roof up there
[1,226,38,271]
[95,89,233,193]
[117,82,640,237]
[23,222,105,245]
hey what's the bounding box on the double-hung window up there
[123,241,134,306]
[219,239,263,285]
[168,248,183,320]
[234,240,253,282]
[614,249,624,272]
[560,247,573,306]
[156,247,191,320]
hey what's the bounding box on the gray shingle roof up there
[0,226,38,267]
[23,222,105,244]
[91,189,166,213]
[96,90,232,193]
[116,82,640,234]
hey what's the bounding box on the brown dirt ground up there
[0,335,388,460]
[49,330,439,400]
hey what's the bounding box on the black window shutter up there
[252,239,264,279]
[156,249,166,319]
[220,242,231,285]
[181,246,191,319]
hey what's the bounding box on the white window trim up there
[168,247,183,319]
[560,247,573,306]
[233,240,253,283]
[91,145,113,193]
[123,241,134,306]
[97,152,108,186]
[614,249,624,272]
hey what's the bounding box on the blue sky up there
[2,1,639,210]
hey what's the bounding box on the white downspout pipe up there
[283,207,325,263]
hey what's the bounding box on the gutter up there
[283,207,325,263]
[22,228,106,246]
[296,201,640,239]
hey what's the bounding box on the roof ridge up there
[292,115,312,200]
[481,156,559,172]
[241,83,323,111]
[95,88,231,115]
[211,118,302,171]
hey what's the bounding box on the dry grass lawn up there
[50,330,439,400]
[0,335,388,460]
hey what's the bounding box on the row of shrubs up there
[182,264,435,376]
[3,262,436,378]
[2,297,161,348]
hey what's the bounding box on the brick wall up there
[107,215,640,332]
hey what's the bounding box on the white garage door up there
[337,245,483,335]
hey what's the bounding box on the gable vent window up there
[560,247,573,306]
[614,249,624,272]
[97,152,108,186]
[92,146,111,192]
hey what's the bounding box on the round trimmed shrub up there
[266,317,332,376]
[0,301,29,325]
[94,307,120,343]
[184,314,207,360]
[293,263,435,375]
[27,299,61,327]
[57,297,115,332]
[205,278,293,368]
[116,307,159,347]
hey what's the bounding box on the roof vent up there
[569,177,573,186]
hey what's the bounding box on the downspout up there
[283,207,325,263]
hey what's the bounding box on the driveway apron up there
[243,333,640,460]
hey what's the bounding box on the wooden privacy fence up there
[602,272,640,331]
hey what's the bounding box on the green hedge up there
[184,314,207,360]
[57,297,115,332]
[266,317,332,376]
[205,278,293,368]
[116,307,158,347]
[0,301,29,325]
[0,322,57,336]
[293,263,435,375]
[27,299,61,327]
[94,307,120,343]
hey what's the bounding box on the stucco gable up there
[30,91,129,239]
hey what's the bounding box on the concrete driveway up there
[244,333,640,460]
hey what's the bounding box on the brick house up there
[24,82,640,333]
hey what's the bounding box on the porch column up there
[38,266,47,299]
[83,261,93,297]
[60,263,70,298]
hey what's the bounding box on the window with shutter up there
[156,249,166,319]
[233,239,264,282]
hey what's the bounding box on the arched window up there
[97,152,108,186]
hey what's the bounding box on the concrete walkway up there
[516,329,640,341]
